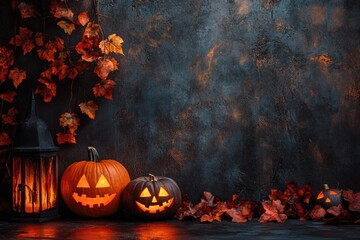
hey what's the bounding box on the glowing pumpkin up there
[121,174,181,220]
[60,146,130,218]
[316,184,342,209]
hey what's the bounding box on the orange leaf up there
[56,131,76,144]
[59,112,80,133]
[0,131,12,146]
[259,200,287,223]
[79,101,99,119]
[94,57,118,79]
[9,67,26,88]
[83,22,100,37]
[35,70,56,102]
[77,11,89,26]
[9,27,35,55]
[0,45,14,68]
[50,1,74,22]
[75,36,101,62]
[2,107,18,126]
[0,91,16,103]
[35,32,44,46]
[0,68,9,84]
[99,34,124,55]
[18,2,37,19]
[93,79,116,100]
[57,20,75,35]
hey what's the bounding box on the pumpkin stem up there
[88,146,100,162]
[148,173,157,182]
[324,184,330,190]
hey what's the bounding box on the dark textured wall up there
[2,0,360,207]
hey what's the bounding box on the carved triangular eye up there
[140,187,151,197]
[158,187,169,197]
[77,175,90,188]
[95,174,110,188]
[329,190,338,195]
[317,192,324,199]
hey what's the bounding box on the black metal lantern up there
[10,93,59,222]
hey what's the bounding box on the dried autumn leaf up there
[9,27,35,55]
[259,200,287,223]
[0,45,14,68]
[0,131,12,146]
[83,22,100,37]
[75,36,101,62]
[0,91,16,103]
[18,2,37,19]
[94,57,118,79]
[175,194,197,220]
[269,189,282,201]
[1,107,18,126]
[342,190,360,212]
[56,131,76,144]
[57,20,75,35]
[35,70,56,102]
[59,112,80,133]
[50,1,74,22]
[309,205,326,221]
[99,34,124,55]
[35,32,44,46]
[77,11,89,26]
[9,67,26,88]
[79,101,99,119]
[200,213,222,223]
[93,79,116,100]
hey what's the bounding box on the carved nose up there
[151,196,157,203]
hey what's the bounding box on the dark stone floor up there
[0,219,360,240]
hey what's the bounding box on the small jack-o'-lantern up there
[316,184,342,209]
[121,174,181,220]
[61,146,130,218]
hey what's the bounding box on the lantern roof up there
[11,92,59,153]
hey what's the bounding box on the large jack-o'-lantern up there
[60,147,130,218]
[121,174,181,220]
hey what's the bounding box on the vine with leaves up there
[0,0,124,146]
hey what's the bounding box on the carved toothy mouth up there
[72,192,116,208]
[135,197,174,213]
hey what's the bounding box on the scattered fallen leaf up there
[259,200,287,223]
[309,205,326,221]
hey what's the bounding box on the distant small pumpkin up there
[60,146,130,218]
[121,174,181,220]
[316,184,342,209]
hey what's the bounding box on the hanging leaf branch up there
[0,0,125,146]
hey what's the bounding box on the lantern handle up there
[88,146,100,162]
[148,173,157,182]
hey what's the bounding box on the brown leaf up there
[75,36,101,62]
[9,67,26,88]
[79,101,99,119]
[309,205,326,221]
[83,22,100,38]
[175,194,197,220]
[0,131,12,146]
[94,56,118,80]
[93,79,116,100]
[327,205,347,217]
[35,32,44,46]
[56,131,76,144]
[59,112,80,133]
[50,1,74,22]
[2,107,18,126]
[0,91,17,103]
[57,20,75,35]
[200,213,222,223]
[35,70,56,102]
[77,11,89,26]
[18,2,37,19]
